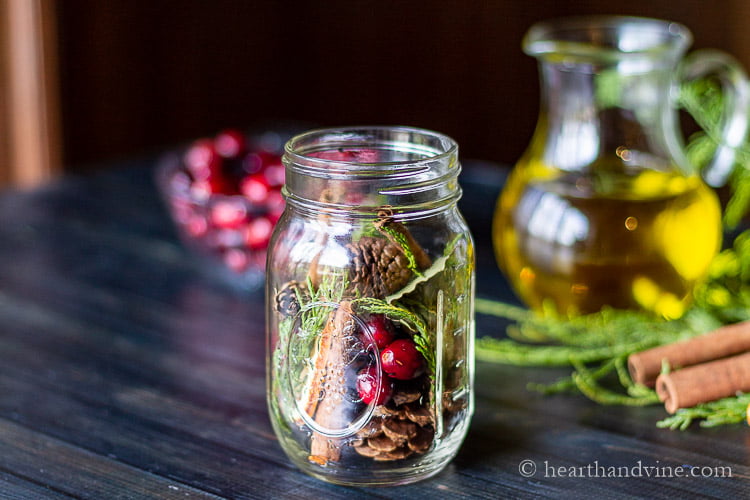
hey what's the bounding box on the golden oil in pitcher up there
[492,16,748,318]
[493,155,722,318]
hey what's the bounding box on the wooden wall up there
[55,0,750,172]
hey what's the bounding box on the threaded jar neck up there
[282,126,461,219]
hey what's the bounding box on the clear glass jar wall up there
[266,126,475,486]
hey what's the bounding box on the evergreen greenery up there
[657,393,750,430]
[376,221,424,277]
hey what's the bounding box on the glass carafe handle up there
[679,49,750,187]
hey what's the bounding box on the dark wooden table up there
[0,157,747,499]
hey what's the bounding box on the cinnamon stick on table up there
[655,351,750,414]
[628,320,750,387]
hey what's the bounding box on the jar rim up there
[283,125,458,177]
[524,15,692,62]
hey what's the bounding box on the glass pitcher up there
[493,16,750,318]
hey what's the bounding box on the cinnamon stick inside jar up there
[306,300,355,464]
[628,320,750,386]
[655,352,750,414]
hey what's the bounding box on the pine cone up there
[274,280,308,317]
[351,386,436,461]
[347,237,413,297]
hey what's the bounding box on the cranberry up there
[185,215,208,238]
[210,227,244,249]
[265,189,285,216]
[245,216,273,249]
[257,150,282,167]
[345,191,366,206]
[363,315,396,350]
[356,366,393,405]
[240,174,270,204]
[249,248,267,269]
[242,152,265,175]
[169,197,193,224]
[168,169,192,194]
[223,247,249,273]
[209,198,248,229]
[350,149,379,163]
[263,164,285,188]
[214,129,246,158]
[190,177,231,200]
[266,211,282,226]
[185,139,221,180]
[380,339,425,380]
[309,148,380,163]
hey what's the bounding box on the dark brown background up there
[55,0,750,171]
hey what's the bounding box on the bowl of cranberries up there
[156,129,286,290]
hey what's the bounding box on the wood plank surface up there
[0,158,745,498]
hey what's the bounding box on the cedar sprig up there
[475,299,720,408]
[297,274,348,338]
[528,358,617,395]
[571,359,660,407]
[376,221,423,277]
[475,299,719,366]
[656,393,750,430]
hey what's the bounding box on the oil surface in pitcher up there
[494,164,722,318]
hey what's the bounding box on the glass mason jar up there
[266,126,475,486]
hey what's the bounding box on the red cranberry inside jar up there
[356,365,393,405]
[380,339,425,380]
[363,315,396,350]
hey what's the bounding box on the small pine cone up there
[404,403,433,427]
[373,403,405,419]
[382,418,418,445]
[407,426,434,454]
[367,434,399,453]
[347,237,413,297]
[352,413,430,461]
[443,392,469,414]
[274,280,308,317]
[391,385,422,406]
[374,446,413,461]
[353,443,380,458]
[356,419,383,439]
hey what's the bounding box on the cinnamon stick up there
[305,300,355,464]
[628,320,750,387]
[655,352,750,414]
